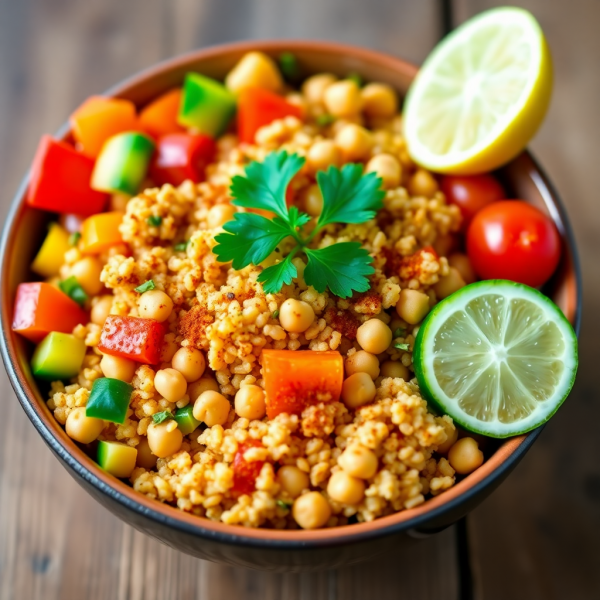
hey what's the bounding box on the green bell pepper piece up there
[59,276,88,306]
[31,332,86,380]
[86,377,133,424]
[178,73,236,137]
[97,440,137,478]
[174,405,201,435]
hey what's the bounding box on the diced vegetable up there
[232,440,265,495]
[98,315,165,364]
[278,52,301,84]
[59,276,88,306]
[97,440,137,478]
[237,88,303,144]
[262,350,344,418]
[91,132,155,195]
[86,377,133,424]
[12,282,88,342]
[70,96,139,158]
[31,223,71,278]
[139,88,185,138]
[31,332,86,380]
[134,280,155,293]
[173,405,201,435]
[27,136,108,216]
[81,211,124,254]
[225,51,283,94]
[178,73,236,137]
[149,133,216,186]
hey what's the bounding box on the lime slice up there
[413,281,577,438]
[403,7,553,175]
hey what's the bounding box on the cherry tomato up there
[466,200,561,288]
[441,174,505,229]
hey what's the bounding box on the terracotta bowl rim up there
[0,39,582,548]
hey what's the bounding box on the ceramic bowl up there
[0,40,582,572]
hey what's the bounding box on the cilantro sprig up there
[213,151,384,298]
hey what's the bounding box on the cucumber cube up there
[31,332,86,380]
[97,440,137,478]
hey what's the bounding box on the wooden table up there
[0,1,597,598]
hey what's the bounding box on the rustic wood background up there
[0,0,597,598]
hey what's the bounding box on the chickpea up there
[225,51,283,94]
[408,169,439,197]
[91,295,113,325]
[160,337,178,362]
[434,267,466,299]
[437,421,459,455]
[396,289,430,325]
[307,140,341,173]
[172,347,206,382]
[136,437,158,470]
[335,124,373,161]
[448,253,477,284]
[193,390,230,426]
[432,233,458,257]
[279,298,314,333]
[234,385,266,420]
[323,80,362,117]
[345,350,380,380]
[366,154,401,189]
[138,289,173,322]
[147,420,183,458]
[327,471,365,505]
[71,256,103,296]
[100,354,136,383]
[278,465,309,498]
[338,444,378,479]
[207,204,236,229]
[380,360,410,380]
[292,492,331,529]
[356,319,392,354]
[341,372,376,409]
[65,407,104,444]
[188,376,220,402]
[302,73,337,105]
[154,368,187,402]
[302,184,324,217]
[360,83,398,118]
[448,437,484,475]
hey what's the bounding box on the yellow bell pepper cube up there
[81,211,124,254]
[31,223,70,278]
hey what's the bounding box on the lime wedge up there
[403,7,553,174]
[413,281,577,438]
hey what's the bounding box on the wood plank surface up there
[0,1,460,599]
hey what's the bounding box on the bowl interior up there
[0,40,581,545]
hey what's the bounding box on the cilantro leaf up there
[276,499,293,509]
[135,280,156,293]
[316,164,385,228]
[304,243,374,298]
[230,151,305,221]
[287,206,311,231]
[152,410,173,424]
[59,276,88,306]
[213,213,291,269]
[257,254,298,294]
[394,342,410,351]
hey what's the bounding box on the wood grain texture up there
[0,1,459,599]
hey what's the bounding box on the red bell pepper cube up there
[232,440,265,496]
[237,88,303,144]
[12,282,88,343]
[27,135,108,216]
[98,315,165,364]
[149,133,216,187]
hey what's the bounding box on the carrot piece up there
[98,315,165,364]
[70,96,139,158]
[81,211,124,254]
[139,88,185,139]
[232,440,265,495]
[262,350,344,419]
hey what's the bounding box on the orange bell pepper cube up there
[12,282,88,343]
[262,350,344,419]
[81,211,124,254]
[237,88,303,144]
[70,96,139,158]
[232,440,265,496]
[98,315,165,364]
[139,88,185,139]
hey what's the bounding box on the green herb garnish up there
[59,276,88,306]
[272,310,280,319]
[347,72,364,87]
[135,280,156,293]
[394,342,410,351]
[279,52,301,83]
[315,114,335,127]
[174,241,189,252]
[393,327,407,338]
[276,499,293,510]
[152,410,173,424]
[68,232,81,247]
[147,215,163,227]
[213,151,384,298]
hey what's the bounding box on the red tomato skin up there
[232,440,265,496]
[150,133,216,186]
[441,174,505,229]
[466,200,561,288]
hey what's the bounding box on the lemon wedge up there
[403,7,553,175]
